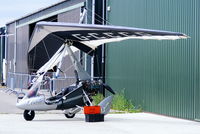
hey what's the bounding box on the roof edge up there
[6,0,71,25]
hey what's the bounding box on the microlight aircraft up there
[16,22,188,121]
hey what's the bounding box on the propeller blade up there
[102,83,115,95]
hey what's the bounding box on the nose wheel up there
[23,110,35,121]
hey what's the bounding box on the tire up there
[1,82,5,86]
[23,110,35,121]
[64,113,75,118]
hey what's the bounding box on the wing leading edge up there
[29,21,188,53]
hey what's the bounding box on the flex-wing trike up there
[16,22,188,121]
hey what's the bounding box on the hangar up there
[5,0,105,91]
[105,0,200,120]
[2,0,200,120]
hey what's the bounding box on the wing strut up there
[64,40,91,81]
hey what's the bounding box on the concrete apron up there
[0,113,200,134]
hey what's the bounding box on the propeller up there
[102,83,115,95]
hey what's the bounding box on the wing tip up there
[180,33,190,39]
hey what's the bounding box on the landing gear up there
[64,113,75,118]
[23,110,35,121]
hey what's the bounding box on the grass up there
[92,90,142,113]
[92,93,104,105]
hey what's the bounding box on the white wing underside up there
[80,35,185,50]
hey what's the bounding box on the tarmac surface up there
[1,89,200,134]
[1,113,200,134]
[0,89,23,113]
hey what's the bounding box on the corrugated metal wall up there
[5,0,83,89]
[105,0,200,120]
[17,0,85,26]
[58,8,80,23]
[6,1,82,74]
[16,25,29,73]
[6,23,15,73]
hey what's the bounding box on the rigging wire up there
[59,7,111,76]
[31,5,110,76]
[95,49,101,78]
[32,45,37,72]
[85,7,112,25]
[87,14,105,26]
[62,48,94,74]
[31,16,59,71]
[40,45,66,74]
[42,40,50,60]
[85,7,109,79]
[39,28,94,76]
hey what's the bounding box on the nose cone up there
[16,100,26,110]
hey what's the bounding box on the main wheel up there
[23,110,35,121]
[64,113,75,118]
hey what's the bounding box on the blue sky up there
[0,0,61,27]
